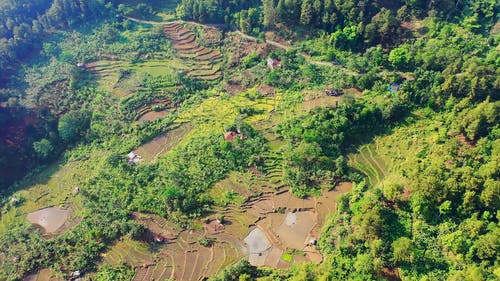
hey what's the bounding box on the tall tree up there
[313,0,323,23]
[300,0,313,25]
[276,0,286,21]
[262,0,276,28]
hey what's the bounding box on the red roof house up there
[153,234,165,243]
[224,131,244,142]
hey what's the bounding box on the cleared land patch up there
[133,123,193,162]
[23,269,63,281]
[303,87,362,111]
[27,207,70,234]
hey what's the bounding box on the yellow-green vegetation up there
[175,88,276,142]
[349,109,450,189]
[102,237,154,267]
[281,252,293,262]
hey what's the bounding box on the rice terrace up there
[0,0,498,281]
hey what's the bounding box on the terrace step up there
[178,46,205,55]
[132,268,147,281]
[174,41,201,50]
[171,32,195,42]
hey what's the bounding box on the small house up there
[310,238,317,245]
[224,131,244,142]
[154,234,165,243]
[388,83,400,93]
[267,58,281,70]
[127,152,142,165]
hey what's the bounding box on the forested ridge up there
[0,0,498,280]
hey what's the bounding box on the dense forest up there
[0,0,498,280]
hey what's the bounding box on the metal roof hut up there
[388,83,401,93]
[127,152,142,165]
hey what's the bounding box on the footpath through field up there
[234,31,360,76]
[125,16,359,77]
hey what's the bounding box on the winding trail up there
[235,31,360,76]
[125,16,164,25]
[125,16,360,76]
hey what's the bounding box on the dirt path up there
[126,16,225,28]
[235,31,360,76]
[125,16,359,76]
[235,31,291,51]
[125,16,165,25]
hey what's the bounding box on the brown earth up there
[23,269,63,281]
[124,177,352,281]
[133,123,193,162]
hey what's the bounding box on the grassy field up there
[0,156,106,233]
[348,109,445,189]
[86,58,186,98]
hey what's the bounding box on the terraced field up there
[163,22,223,81]
[348,143,389,187]
[102,237,155,268]
[129,216,243,281]
[85,60,184,98]
[123,154,352,281]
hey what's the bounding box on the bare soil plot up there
[275,211,317,249]
[27,207,70,234]
[23,269,63,281]
[343,87,362,96]
[244,227,271,266]
[199,25,223,46]
[303,88,362,111]
[137,110,170,122]
[380,267,403,281]
[303,96,342,111]
[132,212,181,240]
[133,123,193,162]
